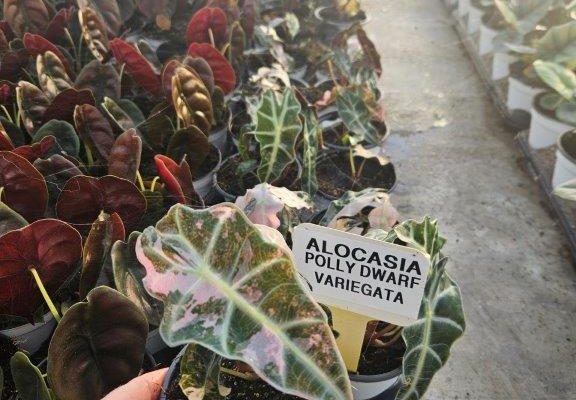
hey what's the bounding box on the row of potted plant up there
[0,0,465,399]
[451,0,576,190]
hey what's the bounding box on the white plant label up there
[293,224,430,326]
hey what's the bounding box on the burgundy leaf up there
[23,33,75,78]
[0,219,82,319]
[74,60,121,103]
[241,0,256,38]
[154,155,202,206]
[3,0,50,37]
[44,7,74,43]
[16,81,50,136]
[79,212,125,299]
[109,38,161,97]
[74,104,115,160]
[42,88,95,124]
[187,42,236,94]
[56,175,146,229]
[108,129,142,182]
[0,130,14,150]
[13,135,56,162]
[0,49,29,81]
[186,7,228,48]
[0,151,48,221]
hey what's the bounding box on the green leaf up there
[301,107,319,196]
[534,61,576,100]
[494,0,517,26]
[383,218,465,400]
[136,203,353,400]
[113,232,163,326]
[0,201,28,236]
[537,21,576,64]
[10,352,51,400]
[254,88,302,183]
[336,88,381,146]
[47,287,149,400]
[33,120,80,158]
[539,92,565,111]
[179,344,227,400]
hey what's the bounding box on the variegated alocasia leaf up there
[301,106,319,196]
[336,88,382,146]
[136,203,353,400]
[179,344,230,400]
[235,183,313,230]
[383,218,465,400]
[320,188,399,235]
[254,88,302,183]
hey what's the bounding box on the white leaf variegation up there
[136,204,352,400]
[254,88,302,183]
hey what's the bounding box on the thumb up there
[103,368,168,400]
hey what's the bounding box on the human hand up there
[102,368,168,400]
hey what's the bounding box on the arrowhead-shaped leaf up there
[10,352,51,400]
[186,7,229,48]
[301,106,319,196]
[56,175,146,229]
[47,286,149,400]
[0,219,82,319]
[3,0,49,37]
[537,21,576,64]
[254,88,302,183]
[75,60,121,103]
[0,151,48,221]
[108,129,142,182]
[32,120,80,158]
[74,104,116,161]
[136,203,353,400]
[336,88,382,146]
[187,43,236,94]
[154,155,203,207]
[172,66,214,135]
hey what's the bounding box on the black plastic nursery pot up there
[214,154,302,202]
[192,145,222,199]
[316,151,397,200]
[0,313,56,356]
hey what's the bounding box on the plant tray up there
[451,14,530,132]
[516,130,576,262]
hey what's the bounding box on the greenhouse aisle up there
[363,1,576,399]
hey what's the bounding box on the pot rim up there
[314,5,369,27]
[557,129,576,165]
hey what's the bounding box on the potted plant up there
[528,61,576,148]
[505,20,576,113]
[552,130,576,188]
[489,0,553,80]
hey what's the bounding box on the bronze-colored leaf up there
[108,129,142,182]
[3,0,50,37]
[79,6,109,62]
[183,56,215,94]
[16,81,50,136]
[171,66,213,135]
[36,51,73,99]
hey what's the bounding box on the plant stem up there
[349,147,357,177]
[220,367,260,382]
[29,267,61,323]
[0,187,4,202]
[208,28,216,48]
[85,144,94,167]
[0,105,13,123]
[150,177,160,192]
[136,171,146,192]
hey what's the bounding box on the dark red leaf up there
[154,155,202,207]
[44,7,74,43]
[241,0,256,38]
[56,175,146,229]
[206,0,239,22]
[109,38,161,97]
[34,155,83,206]
[108,129,142,181]
[0,49,30,81]
[0,151,48,221]
[23,33,75,78]
[187,43,236,94]
[3,0,50,37]
[0,130,14,150]
[13,135,56,162]
[74,60,121,103]
[42,88,95,124]
[74,104,115,160]
[186,7,228,48]
[0,219,82,319]
[79,212,125,298]
[0,21,15,41]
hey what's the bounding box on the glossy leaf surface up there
[187,43,236,94]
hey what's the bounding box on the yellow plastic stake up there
[330,306,374,373]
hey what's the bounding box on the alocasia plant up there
[534,60,576,125]
[136,203,353,400]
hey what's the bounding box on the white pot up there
[529,107,576,149]
[478,22,498,55]
[492,52,517,81]
[458,0,470,17]
[350,369,402,400]
[506,76,544,113]
[467,5,483,34]
[193,147,222,198]
[553,131,576,188]
[1,313,55,354]
[209,126,228,155]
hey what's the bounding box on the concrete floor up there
[362,1,576,399]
